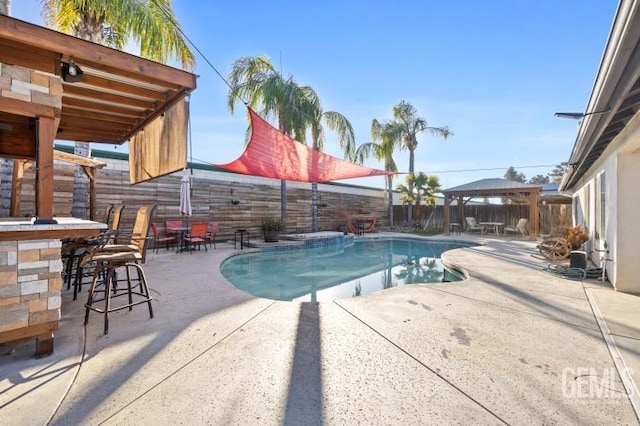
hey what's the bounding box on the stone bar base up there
[0,239,63,357]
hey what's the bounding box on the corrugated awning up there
[217,108,393,183]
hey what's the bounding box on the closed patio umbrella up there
[180,173,192,218]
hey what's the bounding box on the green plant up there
[565,225,589,249]
[261,217,283,242]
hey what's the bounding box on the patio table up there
[173,226,192,253]
[480,222,504,236]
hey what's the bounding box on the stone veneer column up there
[0,239,63,356]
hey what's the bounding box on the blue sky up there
[10,0,618,190]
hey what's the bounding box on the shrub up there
[565,225,589,249]
[261,217,283,233]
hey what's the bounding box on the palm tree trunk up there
[311,182,318,232]
[280,180,287,233]
[387,175,394,227]
[407,148,415,226]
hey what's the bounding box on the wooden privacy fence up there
[394,204,572,236]
[11,151,390,242]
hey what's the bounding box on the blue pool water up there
[220,237,477,302]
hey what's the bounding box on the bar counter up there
[0,217,107,357]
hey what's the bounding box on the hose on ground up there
[543,263,603,281]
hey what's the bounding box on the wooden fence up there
[9,148,573,240]
[394,203,572,236]
[13,151,390,241]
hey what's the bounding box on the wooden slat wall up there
[16,161,389,241]
[394,204,572,235]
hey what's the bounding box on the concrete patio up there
[1,233,639,425]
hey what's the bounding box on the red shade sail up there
[216,108,394,182]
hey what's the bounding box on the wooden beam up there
[86,167,97,221]
[62,106,140,125]
[529,192,539,240]
[63,97,146,118]
[54,150,106,168]
[63,85,157,110]
[36,116,55,221]
[0,96,57,118]
[457,196,464,225]
[0,227,103,241]
[0,16,196,90]
[79,73,166,101]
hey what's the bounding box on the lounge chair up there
[504,218,528,237]
[465,217,485,233]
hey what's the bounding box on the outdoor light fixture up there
[61,60,84,83]
[554,108,610,119]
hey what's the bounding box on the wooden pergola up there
[0,15,197,222]
[11,150,107,220]
[442,178,542,240]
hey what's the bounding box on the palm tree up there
[353,120,398,226]
[396,172,441,228]
[227,56,309,231]
[392,100,451,225]
[41,0,195,218]
[302,86,355,232]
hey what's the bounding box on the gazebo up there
[442,178,542,240]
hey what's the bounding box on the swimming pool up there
[220,237,477,302]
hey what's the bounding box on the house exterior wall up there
[570,111,640,293]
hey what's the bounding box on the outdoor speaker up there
[569,251,587,269]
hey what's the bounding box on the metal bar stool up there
[83,250,153,334]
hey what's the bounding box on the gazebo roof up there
[442,178,542,239]
[443,178,542,197]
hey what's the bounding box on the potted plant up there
[565,225,589,249]
[261,217,283,242]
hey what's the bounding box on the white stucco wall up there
[571,112,640,293]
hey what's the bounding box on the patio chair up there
[363,218,377,233]
[150,222,176,253]
[184,222,208,253]
[165,220,183,238]
[72,205,157,300]
[80,224,155,335]
[465,217,485,233]
[504,218,528,237]
[109,205,126,242]
[206,222,220,249]
[99,205,157,263]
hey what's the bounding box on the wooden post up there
[35,116,55,222]
[444,194,451,235]
[528,191,539,240]
[82,166,97,221]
